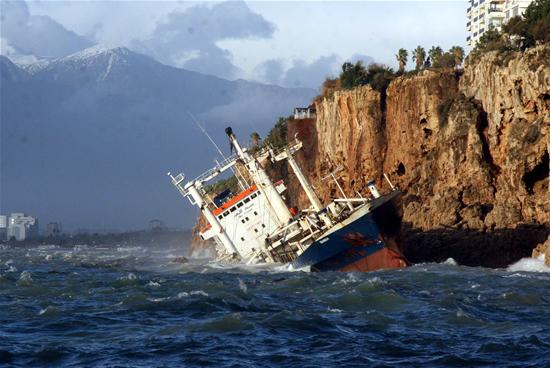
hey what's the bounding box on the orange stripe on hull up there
[340,247,408,272]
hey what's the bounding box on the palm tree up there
[428,46,443,67]
[412,46,426,71]
[395,48,408,74]
[250,132,261,147]
[449,46,465,68]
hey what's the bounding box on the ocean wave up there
[17,270,33,286]
[507,256,550,273]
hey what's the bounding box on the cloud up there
[282,55,341,89]
[0,0,93,59]
[349,53,375,66]
[134,1,275,80]
[254,58,285,85]
[256,53,368,89]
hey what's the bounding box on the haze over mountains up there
[1,46,316,230]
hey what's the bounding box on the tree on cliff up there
[433,52,458,68]
[474,27,507,53]
[449,46,465,68]
[412,46,426,71]
[396,48,408,74]
[264,117,288,149]
[339,61,368,89]
[428,46,443,66]
[503,0,550,48]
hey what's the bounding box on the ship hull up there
[292,193,408,272]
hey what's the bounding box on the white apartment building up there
[503,0,533,19]
[5,213,38,241]
[467,0,533,47]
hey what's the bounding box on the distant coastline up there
[2,228,192,249]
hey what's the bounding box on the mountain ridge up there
[0,46,316,230]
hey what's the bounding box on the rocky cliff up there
[191,46,549,267]
[286,45,549,267]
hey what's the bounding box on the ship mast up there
[271,137,333,227]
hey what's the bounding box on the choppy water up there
[1,243,549,367]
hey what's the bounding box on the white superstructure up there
[169,127,382,264]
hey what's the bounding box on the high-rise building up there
[46,222,62,237]
[467,0,505,47]
[0,215,7,240]
[503,0,533,19]
[466,0,533,47]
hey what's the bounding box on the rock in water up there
[532,236,550,267]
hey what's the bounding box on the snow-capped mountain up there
[1,46,316,230]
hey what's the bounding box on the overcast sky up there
[1,0,467,88]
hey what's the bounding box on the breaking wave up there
[507,255,550,273]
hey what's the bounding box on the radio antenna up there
[187,112,248,190]
[188,112,227,160]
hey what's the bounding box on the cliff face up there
[191,46,549,266]
[286,45,549,267]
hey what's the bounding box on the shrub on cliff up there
[364,63,396,94]
[339,61,395,94]
[320,77,341,98]
[473,28,513,54]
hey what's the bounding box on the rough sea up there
[1,243,549,367]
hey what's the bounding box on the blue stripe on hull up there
[292,211,387,271]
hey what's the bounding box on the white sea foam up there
[147,296,170,303]
[507,256,550,273]
[443,258,458,266]
[278,263,310,273]
[190,290,208,297]
[124,273,137,280]
[17,270,33,285]
[146,281,161,287]
[39,306,58,316]
[37,245,59,250]
[238,278,248,293]
[116,246,143,253]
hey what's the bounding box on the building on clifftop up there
[293,105,316,119]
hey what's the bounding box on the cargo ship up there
[168,127,408,272]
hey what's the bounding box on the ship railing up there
[269,137,302,159]
[192,153,239,186]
